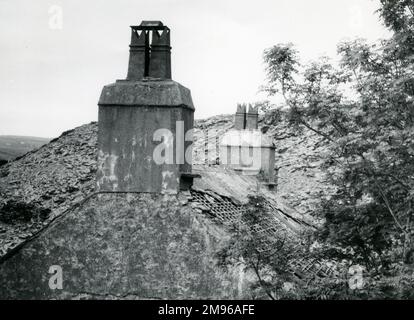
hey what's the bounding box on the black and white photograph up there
[0,0,413,309]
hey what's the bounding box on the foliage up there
[256,0,414,298]
[217,195,301,300]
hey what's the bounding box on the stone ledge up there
[98,79,194,110]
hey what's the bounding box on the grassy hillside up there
[0,136,50,162]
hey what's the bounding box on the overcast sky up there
[0,0,390,137]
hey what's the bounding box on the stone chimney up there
[148,26,171,79]
[234,103,258,130]
[97,21,196,194]
[246,104,258,130]
[220,105,276,189]
[126,21,171,80]
[126,26,148,80]
[234,103,246,130]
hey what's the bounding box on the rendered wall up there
[220,145,275,181]
[97,106,193,193]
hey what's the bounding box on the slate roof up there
[0,114,335,280]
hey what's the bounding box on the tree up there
[262,0,414,284]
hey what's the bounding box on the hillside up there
[0,136,50,163]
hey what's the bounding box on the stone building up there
[0,21,315,299]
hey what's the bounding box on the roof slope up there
[0,112,330,259]
[0,113,338,298]
[0,123,97,256]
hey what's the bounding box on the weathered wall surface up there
[0,193,247,299]
[97,106,193,193]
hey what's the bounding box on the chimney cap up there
[141,20,163,26]
[131,20,169,31]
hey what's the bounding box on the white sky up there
[0,0,390,137]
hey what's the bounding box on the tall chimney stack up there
[97,21,195,194]
[126,28,149,80]
[149,28,171,79]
